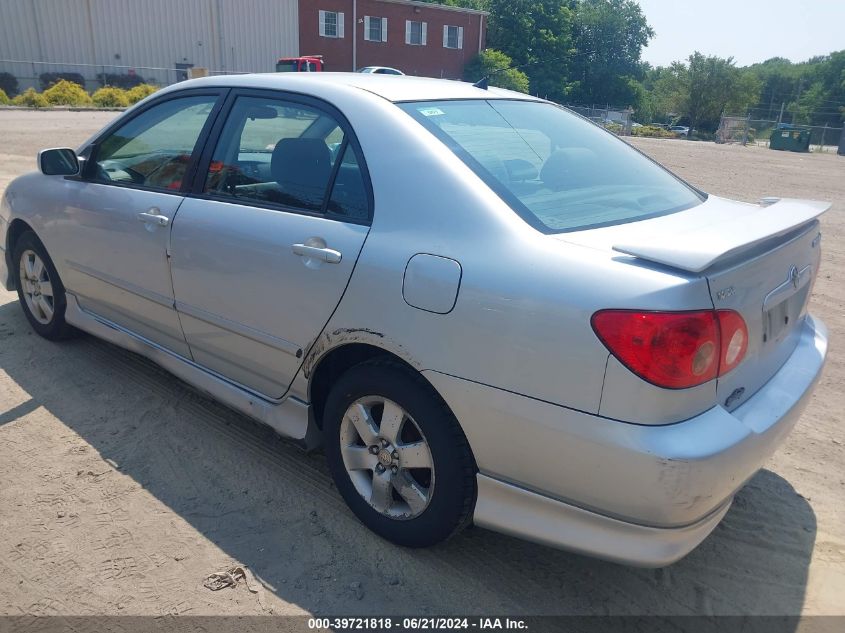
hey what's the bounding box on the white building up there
[0,0,300,90]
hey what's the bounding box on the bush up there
[631,125,680,139]
[42,79,92,106]
[97,73,146,89]
[126,83,158,104]
[0,88,10,105]
[92,86,130,108]
[39,72,86,90]
[0,72,18,97]
[12,88,49,108]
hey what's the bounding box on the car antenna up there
[473,76,489,90]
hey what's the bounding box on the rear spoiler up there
[613,198,830,273]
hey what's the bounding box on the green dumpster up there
[770,126,811,152]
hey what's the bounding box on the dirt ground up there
[0,110,843,618]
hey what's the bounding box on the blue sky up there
[636,0,845,67]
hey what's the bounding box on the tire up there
[12,230,76,340]
[324,359,476,548]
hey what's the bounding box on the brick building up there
[299,0,487,78]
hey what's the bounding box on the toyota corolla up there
[0,74,828,566]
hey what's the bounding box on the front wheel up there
[13,231,76,340]
[324,360,476,547]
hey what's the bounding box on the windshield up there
[398,100,704,233]
[275,61,299,72]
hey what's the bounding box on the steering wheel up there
[93,161,146,184]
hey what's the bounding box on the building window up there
[364,16,387,42]
[405,20,427,46]
[319,10,344,38]
[443,25,464,49]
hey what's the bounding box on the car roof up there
[171,72,539,103]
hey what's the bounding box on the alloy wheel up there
[339,396,434,519]
[19,249,55,325]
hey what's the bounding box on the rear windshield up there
[398,100,704,233]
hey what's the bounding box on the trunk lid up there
[560,196,827,410]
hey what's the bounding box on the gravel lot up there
[0,110,843,618]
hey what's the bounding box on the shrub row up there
[37,72,147,91]
[2,80,158,108]
[601,122,682,139]
[631,125,681,139]
[0,72,149,98]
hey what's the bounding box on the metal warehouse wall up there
[0,0,300,90]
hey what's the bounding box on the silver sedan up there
[0,74,828,566]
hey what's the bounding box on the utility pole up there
[777,102,784,126]
[352,0,357,72]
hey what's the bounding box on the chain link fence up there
[564,105,634,135]
[718,114,844,152]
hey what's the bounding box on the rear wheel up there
[13,231,75,340]
[324,360,476,547]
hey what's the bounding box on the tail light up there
[591,309,748,389]
[716,310,748,374]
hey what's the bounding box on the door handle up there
[291,243,342,264]
[137,210,170,227]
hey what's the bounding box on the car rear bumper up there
[473,474,732,567]
[425,314,827,566]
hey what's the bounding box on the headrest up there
[540,147,598,191]
[270,138,332,208]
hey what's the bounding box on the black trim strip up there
[65,260,174,308]
[175,300,302,358]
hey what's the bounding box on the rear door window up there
[204,95,369,220]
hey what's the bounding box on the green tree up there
[789,81,827,125]
[633,63,674,123]
[746,57,802,121]
[567,0,653,105]
[486,0,576,100]
[746,51,844,126]
[463,48,530,93]
[656,52,760,134]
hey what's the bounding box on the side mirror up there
[38,148,80,176]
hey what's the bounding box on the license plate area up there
[765,283,810,344]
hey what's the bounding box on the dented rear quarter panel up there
[288,91,716,423]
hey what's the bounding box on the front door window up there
[92,96,217,191]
